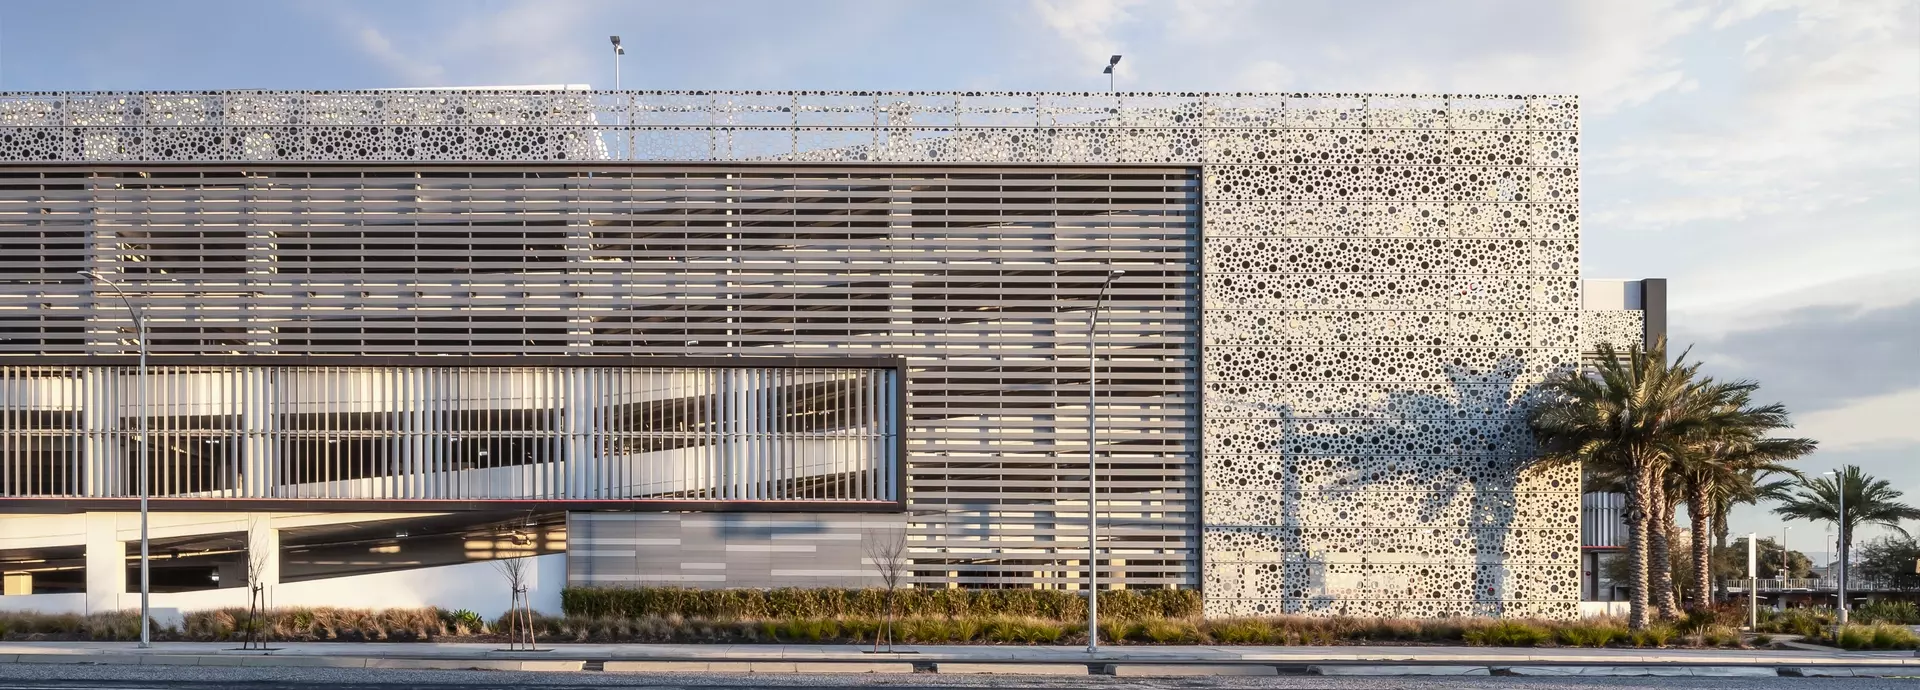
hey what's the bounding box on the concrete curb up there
[1497,666,1777,678]
[1107,664,1278,677]
[934,662,1088,675]
[602,661,913,674]
[1313,665,1490,676]
[1797,667,1920,678]
[6,648,1920,677]
[4,655,587,672]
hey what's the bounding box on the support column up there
[83,512,125,613]
[80,368,111,497]
[563,367,597,499]
[240,368,275,498]
[727,369,752,500]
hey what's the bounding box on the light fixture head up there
[610,35,622,47]
[1112,269,1127,276]
[616,46,626,55]
[1108,55,1122,65]
[1102,65,1114,75]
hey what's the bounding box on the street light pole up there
[1744,533,1757,630]
[1830,469,1848,625]
[78,270,150,648]
[1086,269,1122,655]
[1779,525,1792,582]
[1102,55,1122,94]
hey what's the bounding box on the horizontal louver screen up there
[0,164,1201,588]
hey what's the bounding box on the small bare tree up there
[494,557,537,651]
[863,529,909,653]
[240,518,271,650]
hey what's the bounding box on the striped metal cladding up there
[1581,492,1626,549]
[0,364,898,503]
[0,164,1202,588]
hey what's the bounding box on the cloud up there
[1029,0,1143,82]
[1036,0,1708,108]
[321,1,597,87]
[1687,299,1920,414]
[1238,60,1297,90]
[1587,195,1748,228]
[1791,388,1920,452]
[352,27,445,85]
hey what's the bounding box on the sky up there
[3,0,1916,558]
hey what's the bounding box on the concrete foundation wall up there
[0,554,563,622]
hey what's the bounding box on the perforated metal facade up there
[0,90,1582,608]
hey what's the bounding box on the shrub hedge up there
[1825,623,1920,651]
[0,607,1742,648]
[559,586,1201,621]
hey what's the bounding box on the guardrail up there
[1720,577,1919,592]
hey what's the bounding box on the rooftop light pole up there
[1102,55,1121,94]
[1087,268,1123,655]
[611,35,628,158]
[610,36,625,91]
[78,269,151,648]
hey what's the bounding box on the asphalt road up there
[0,664,1914,690]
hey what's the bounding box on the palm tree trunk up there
[1624,462,1653,630]
[1687,484,1713,611]
[1649,474,1678,620]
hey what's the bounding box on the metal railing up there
[1721,577,1918,593]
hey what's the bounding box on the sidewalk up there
[1,640,1915,667]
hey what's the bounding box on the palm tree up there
[1670,383,1813,610]
[1773,465,1920,599]
[1530,338,1730,629]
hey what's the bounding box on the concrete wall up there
[568,512,907,589]
[0,510,566,622]
[0,554,563,622]
[0,592,85,615]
